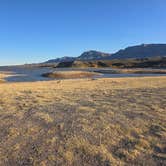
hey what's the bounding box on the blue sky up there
[0,0,166,65]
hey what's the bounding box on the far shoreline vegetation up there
[54,56,166,69]
[23,56,166,70]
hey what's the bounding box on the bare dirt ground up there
[0,77,166,166]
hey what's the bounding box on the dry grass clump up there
[42,71,101,79]
[97,68,166,74]
[0,77,166,165]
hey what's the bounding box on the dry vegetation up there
[42,71,101,79]
[55,56,166,69]
[117,68,166,74]
[96,68,166,75]
[0,77,166,165]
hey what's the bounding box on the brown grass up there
[42,71,101,79]
[0,77,166,165]
[96,68,166,74]
[118,68,166,74]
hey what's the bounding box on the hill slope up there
[78,50,111,60]
[45,56,76,63]
[110,44,166,59]
[44,44,166,64]
[56,56,166,69]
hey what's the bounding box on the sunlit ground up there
[0,76,166,165]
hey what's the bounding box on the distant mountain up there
[44,44,166,64]
[45,56,76,63]
[44,51,111,63]
[110,44,166,59]
[78,50,111,60]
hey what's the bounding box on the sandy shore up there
[0,72,12,82]
[0,77,166,165]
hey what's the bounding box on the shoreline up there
[0,67,166,83]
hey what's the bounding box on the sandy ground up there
[0,72,12,82]
[0,77,166,165]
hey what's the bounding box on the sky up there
[0,0,166,65]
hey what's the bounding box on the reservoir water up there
[0,66,166,82]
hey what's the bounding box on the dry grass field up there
[0,76,166,165]
[117,68,166,74]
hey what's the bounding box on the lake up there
[0,66,166,82]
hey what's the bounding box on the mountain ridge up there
[78,50,111,61]
[44,44,166,63]
[109,44,166,59]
